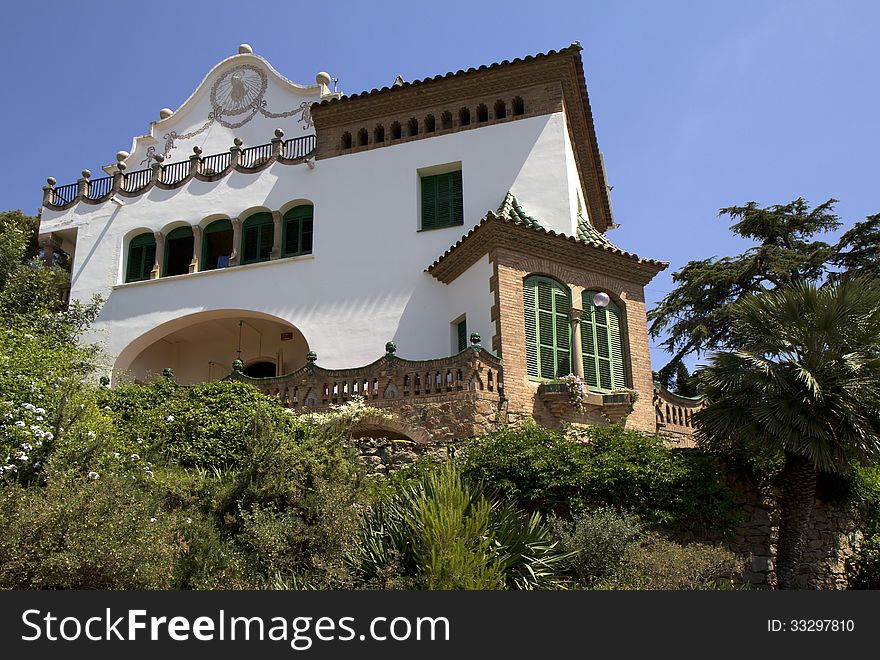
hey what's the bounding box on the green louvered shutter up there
[524,280,539,378]
[421,171,463,230]
[526,276,571,380]
[126,233,156,283]
[242,225,259,262]
[284,205,314,256]
[421,175,437,229]
[582,292,626,391]
[456,318,468,352]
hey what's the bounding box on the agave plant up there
[354,464,569,589]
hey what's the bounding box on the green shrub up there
[551,509,642,587]
[606,537,743,590]
[0,475,179,589]
[846,534,880,589]
[460,421,738,536]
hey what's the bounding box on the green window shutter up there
[283,205,314,256]
[421,175,437,229]
[421,170,463,230]
[525,276,571,381]
[202,219,233,269]
[582,292,625,391]
[126,233,156,283]
[242,213,273,264]
[456,318,468,352]
[524,280,539,378]
[242,226,259,262]
[258,224,273,261]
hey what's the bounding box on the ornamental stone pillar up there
[570,307,584,379]
[271,210,283,259]
[190,225,203,273]
[151,231,164,279]
[229,218,242,266]
[38,233,62,267]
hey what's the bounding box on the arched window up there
[125,232,156,283]
[440,111,453,130]
[494,99,507,120]
[357,128,369,147]
[523,276,571,380]
[202,219,233,270]
[241,212,274,264]
[283,204,313,257]
[459,107,470,126]
[390,121,402,140]
[163,226,194,277]
[512,96,525,116]
[243,361,276,378]
[424,114,436,133]
[341,132,352,149]
[407,117,419,137]
[476,103,489,122]
[581,291,626,391]
[374,124,385,143]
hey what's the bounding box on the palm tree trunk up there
[775,450,818,589]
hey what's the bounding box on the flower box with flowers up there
[537,375,637,423]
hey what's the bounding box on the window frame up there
[581,290,628,392]
[202,218,233,271]
[524,275,572,381]
[281,205,314,258]
[419,166,464,232]
[125,232,156,283]
[240,212,274,265]
[163,226,194,277]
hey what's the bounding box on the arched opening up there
[341,132,352,149]
[494,99,507,120]
[459,107,470,126]
[243,360,277,378]
[523,275,571,380]
[125,232,156,283]
[202,218,233,270]
[114,310,309,385]
[476,103,488,123]
[440,111,453,130]
[241,212,273,264]
[407,117,419,137]
[424,114,436,133]
[390,121,402,140]
[374,124,385,143]
[512,96,525,116]
[163,226,194,277]
[357,128,369,147]
[282,204,313,257]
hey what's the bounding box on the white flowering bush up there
[557,374,591,413]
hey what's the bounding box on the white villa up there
[37,43,699,441]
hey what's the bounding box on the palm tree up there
[694,278,880,589]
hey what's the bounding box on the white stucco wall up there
[41,111,580,376]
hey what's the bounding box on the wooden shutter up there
[421,175,437,229]
[126,233,156,283]
[126,245,142,283]
[142,243,156,280]
[451,170,463,225]
[457,318,468,352]
[242,225,259,262]
[284,206,314,256]
[582,292,625,391]
[524,279,539,378]
[525,276,571,380]
[258,224,273,260]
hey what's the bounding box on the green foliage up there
[695,278,880,474]
[356,464,568,590]
[648,198,880,384]
[846,533,880,589]
[97,379,296,468]
[0,475,179,589]
[460,421,738,536]
[551,509,642,587]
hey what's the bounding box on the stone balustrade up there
[42,132,315,210]
[653,385,704,441]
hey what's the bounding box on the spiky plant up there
[695,278,880,589]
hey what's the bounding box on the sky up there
[2,0,877,371]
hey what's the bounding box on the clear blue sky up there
[3,0,877,371]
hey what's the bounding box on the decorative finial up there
[274,128,284,138]
[306,351,317,364]
[117,162,127,171]
[193,145,202,155]
[116,151,129,162]
[385,341,397,355]
[99,376,110,387]
[470,332,481,346]
[154,154,165,163]
[232,359,244,372]
[81,169,91,179]
[233,137,243,147]
[315,71,331,86]
[159,108,173,120]
[47,177,56,186]
[238,44,253,54]
[162,367,174,379]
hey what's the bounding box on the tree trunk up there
[775,450,818,589]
